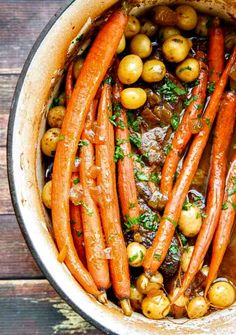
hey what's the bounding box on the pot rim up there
[7,1,116,334]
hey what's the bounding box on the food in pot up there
[40,3,236,319]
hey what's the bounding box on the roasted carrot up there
[113,79,140,227]
[161,51,208,199]
[208,17,224,85]
[143,45,236,277]
[65,62,74,105]
[51,10,128,300]
[205,151,236,295]
[96,83,131,315]
[79,100,110,292]
[172,91,236,304]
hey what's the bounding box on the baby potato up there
[170,287,189,308]
[208,281,236,308]
[125,15,141,38]
[181,246,194,272]
[42,180,52,209]
[176,58,200,82]
[159,26,181,41]
[187,297,209,319]
[41,127,60,157]
[176,5,198,31]
[118,54,143,85]
[141,59,166,83]
[153,5,177,26]
[121,88,147,110]
[47,106,66,128]
[140,19,158,37]
[136,274,149,294]
[162,35,192,63]
[73,57,84,79]
[117,34,126,54]
[130,34,152,59]
[127,242,146,267]
[142,291,170,319]
[130,285,144,310]
[195,15,209,37]
[178,204,202,237]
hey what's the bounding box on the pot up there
[7,1,236,334]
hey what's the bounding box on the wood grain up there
[0,215,42,278]
[0,0,65,74]
[0,279,103,335]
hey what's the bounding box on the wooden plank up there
[0,147,14,214]
[0,74,18,114]
[0,1,65,74]
[0,215,42,278]
[0,279,103,335]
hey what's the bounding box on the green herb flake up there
[183,95,198,107]
[114,142,125,162]
[207,82,215,94]
[196,103,203,111]
[58,135,65,141]
[124,215,140,230]
[79,139,89,147]
[182,200,192,211]
[103,76,113,85]
[73,178,80,185]
[205,118,211,128]
[171,114,180,130]
[177,231,188,246]
[150,172,161,184]
[154,253,161,261]
[163,143,172,155]
[178,66,192,73]
[169,245,179,254]
[76,231,83,237]
[163,216,177,227]
[160,78,186,103]
[128,202,136,209]
[130,133,142,148]
[230,200,236,210]
[140,212,159,231]
[128,253,139,263]
[222,203,228,210]
[135,171,149,182]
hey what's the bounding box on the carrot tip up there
[120,298,132,316]
[98,291,108,304]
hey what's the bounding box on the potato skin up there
[162,35,192,63]
[130,34,152,59]
[125,15,141,38]
[42,180,52,209]
[141,60,166,83]
[176,5,198,31]
[153,6,177,26]
[118,54,143,85]
[208,281,236,308]
[176,58,200,82]
[142,292,170,319]
[47,106,66,128]
[41,127,60,157]
[187,297,209,319]
[121,88,147,109]
[178,204,202,236]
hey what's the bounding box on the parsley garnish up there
[128,202,136,209]
[169,245,179,254]
[135,171,149,182]
[178,66,192,73]
[222,203,228,210]
[73,178,80,185]
[171,114,179,130]
[79,139,89,147]
[127,112,142,132]
[103,76,113,85]
[150,172,161,184]
[182,200,192,210]
[183,95,197,107]
[76,231,83,237]
[130,133,142,148]
[163,143,172,155]
[160,78,186,103]
[154,253,161,261]
[140,212,159,231]
[114,142,125,162]
[205,118,211,128]
[58,135,65,141]
[207,82,215,94]
[124,215,140,230]
[163,216,177,227]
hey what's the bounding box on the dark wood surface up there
[0,1,103,334]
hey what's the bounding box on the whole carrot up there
[113,79,140,227]
[79,100,110,293]
[65,62,74,105]
[96,83,131,316]
[172,91,236,304]
[51,10,128,300]
[205,151,236,295]
[143,46,236,277]
[161,51,208,199]
[208,17,224,85]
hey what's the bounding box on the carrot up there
[96,83,131,316]
[79,100,110,292]
[172,91,236,304]
[143,45,236,277]
[51,9,128,301]
[113,79,140,228]
[205,151,236,295]
[160,51,208,199]
[70,173,86,267]
[65,62,74,105]
[208,17,224,85]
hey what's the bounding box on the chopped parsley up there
[154,253,161,261]
[178,65,192,73]
[139,212,159,231]
[124,215,140,230]
[177,230,188,246]
[49,97,59,109]
[135,171,149,182]
[128,202,136,209]
[150,172,161,184]
[58,135,65,141]
[130,133,142,148]
[79,139,89,147]
[205,118,211,128]
[207,82,215,94]
[103,76,113,85]
[171,114,180,130]
[228,184,236,196]
[160,78,186,103]
[163,216,177,227]
[76,231,83,237]
[184,79,200,89]
[127,112,142,132]
[78,201,93,216]
[163,143,172,155]
[73,178,80,185]
[182,200,192,211]
[169,245,179,254]
[128,253,139,263]
[114,142,125,162]
[229,200,236,210]
[222,203,228,210]
[183,95,197,107]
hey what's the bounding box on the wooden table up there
[0,1,103,334]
